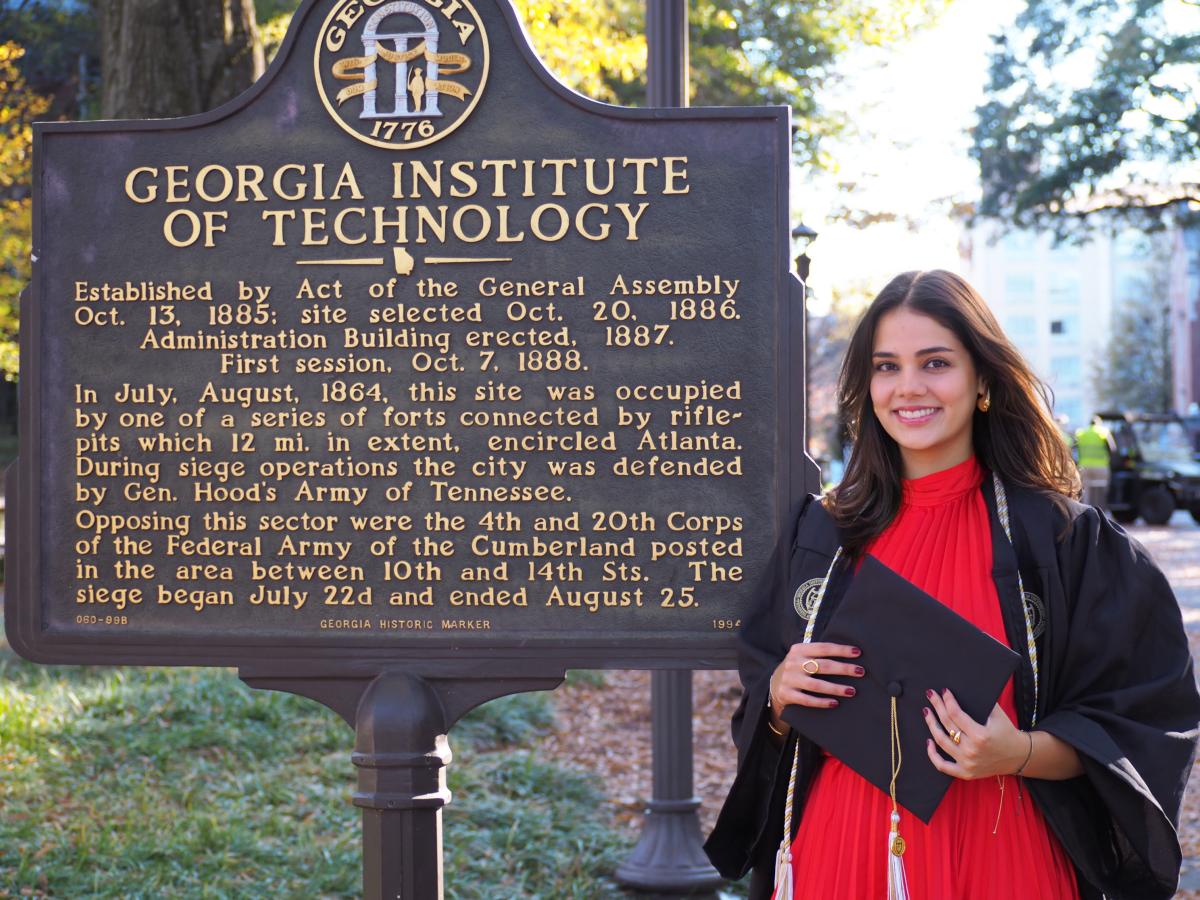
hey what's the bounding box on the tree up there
[94,0,264,119]
[1091,252,1173,413]
[510,0,949,169]
[0,1,97,119]
[510,0,646,104]
[257,0,303,64]
[0,41,51,381]
[973,0,1200,238]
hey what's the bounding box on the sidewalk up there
[1129,511,1200,897]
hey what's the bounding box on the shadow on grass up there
[0,622,633,899]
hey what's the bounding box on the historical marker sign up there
[7,0,808,671]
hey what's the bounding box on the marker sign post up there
[8,0,816,895]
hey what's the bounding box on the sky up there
[798,0,1026,312]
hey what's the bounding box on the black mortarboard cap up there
[781,555,1020,823]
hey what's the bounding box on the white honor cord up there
[802,548,843,644]
[775,547,844,897]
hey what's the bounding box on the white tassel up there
[773,845,794,900]
[887,811,910,900]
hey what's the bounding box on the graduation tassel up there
[773,842,794,900]
[772,738,801,900]
[887,697,910,900]
[887,810,909,900]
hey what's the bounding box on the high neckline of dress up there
[901,455,983,506]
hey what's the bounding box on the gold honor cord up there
[888,697,909,900]
[993,474,1040,726]
[333,42,472,106]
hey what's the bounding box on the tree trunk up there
[97,0,264,119]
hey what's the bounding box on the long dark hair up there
[827,270,1080,556]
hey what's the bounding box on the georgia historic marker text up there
[8,0,807,670]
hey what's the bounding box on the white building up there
[1168,225,1200,414]
[962,223,1168,430]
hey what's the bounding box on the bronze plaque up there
[7,0,810,669]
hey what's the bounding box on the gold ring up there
[949,729,962,745]
[802,659,820,675]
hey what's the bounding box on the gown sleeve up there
[1032,505,1200,898]
[703,495,814,882]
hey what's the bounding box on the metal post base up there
[353,672,449,900]
[615,670,723,896]
[240,665,563,900]
[615,797,723,894]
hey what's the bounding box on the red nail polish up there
[925,689,934,699]
[923,707,931,717]
[851,647,862,656]
[845,687,856,697]
[829,699,839,707]
[854,666,865,676]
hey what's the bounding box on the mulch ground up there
[542,669,742,840]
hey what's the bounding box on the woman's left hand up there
[924,689,1028,780]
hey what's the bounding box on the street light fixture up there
[792,221,818,282]
[793,221,819,472]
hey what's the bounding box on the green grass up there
[0,639,632,898]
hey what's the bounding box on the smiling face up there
[870,307,986,479]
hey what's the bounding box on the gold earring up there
[977,390,991,413]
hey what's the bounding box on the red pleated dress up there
[782,456,1079,899]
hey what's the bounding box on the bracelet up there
[1014,730,1034,776]
[766,682,787,736]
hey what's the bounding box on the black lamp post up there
[793,222,819,465]
[792,222,818,283]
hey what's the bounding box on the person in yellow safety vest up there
[1075,417,1114,509]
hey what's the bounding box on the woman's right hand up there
[769,642,864,716]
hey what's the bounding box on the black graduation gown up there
[703,477,1200,900]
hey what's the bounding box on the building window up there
[1115,271,1149,304]
[1050,316,1078,338]
[1048,240,1081,263]
[1048,272,1080,305]
[1005,314,1037,341]
[1004,273,1036,304]
[1050,355,1081,388]
[1002,231,1037,258]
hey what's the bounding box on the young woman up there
[704,271,1200,899]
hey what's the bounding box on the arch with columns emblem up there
[362,2,443,118]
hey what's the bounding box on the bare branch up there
[1066,194,1200,217]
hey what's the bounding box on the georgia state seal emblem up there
[315,0,489,150]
